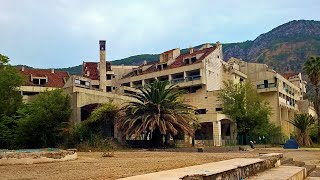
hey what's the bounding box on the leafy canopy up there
[0,54,23,117]
[303,56,320,87]
[15,89,71,148]
[219,81,272,135]
[117,80,198,138]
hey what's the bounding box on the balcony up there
[171,75,203,87]
[256,83,277,92]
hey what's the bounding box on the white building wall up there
[205,46,224,91]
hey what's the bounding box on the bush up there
[14,89,71,148]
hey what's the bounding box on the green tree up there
[14,89,71,148]
[288,114,314,146]
[0,54,23,116]
[85,102,119,137]
[117,80,198,147]
[303,56,320,141]
[0,54,23,148]
[219,81,272,137]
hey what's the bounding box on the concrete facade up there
[228,58,315,137]
[18,40,316,146]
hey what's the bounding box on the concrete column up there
[99,40,107,92]
[213,121,221,146]
[169,74,172,83]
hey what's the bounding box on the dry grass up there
[1,149,320,180]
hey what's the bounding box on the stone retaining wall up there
[0,150,77,165]
[182,157,279,180]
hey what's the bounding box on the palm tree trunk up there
[315,87,320,142]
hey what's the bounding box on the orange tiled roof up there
[82,61,112,80]
[18,68,69,88]
[122,46,217,79]
[281,72,299,80]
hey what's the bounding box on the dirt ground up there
[1,148,320,180]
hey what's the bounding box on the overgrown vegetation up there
[117,80,199,148]
[0,54,72,149]
[288,114,314,146]
[62,102,119,151]
[219,81,283,143]
[304,56,320,142]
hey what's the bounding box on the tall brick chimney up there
[99,40,107,92]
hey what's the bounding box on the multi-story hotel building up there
[17,40,315,146]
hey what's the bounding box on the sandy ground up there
[1,148,320,180]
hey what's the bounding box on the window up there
[163,63,167,69]
[106,86,112,92]
[240,78,243,82]
[74,79,80,84]
[196,109,207,114]
[216,107,223,112]
[33,78,46,85]
[106,74,112,80]
[191,57,197,63]
[217,55,220,59]
[184,58,190,64]
[264,80,268,88]
[157,65,162,70]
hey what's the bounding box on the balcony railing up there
[257,83,277,89]
[171,75,202,85]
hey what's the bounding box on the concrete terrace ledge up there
[0,149,77,165]
[119,154,282,180]
[248,166,306,180]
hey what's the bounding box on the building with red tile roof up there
[18,67,69,88]
[17,67,69,102]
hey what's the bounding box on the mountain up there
[223,20,320,72]
[23,20,320,75]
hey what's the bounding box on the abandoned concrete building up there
[18,40,315,146]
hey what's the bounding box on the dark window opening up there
[122,82,130,87]
[191,57,197,63]
[195,122,213,140]
[22,91,39,96]
[163,63,167,69]
[240,78,244,82]
[184,58,190,64]
[106,74,112,80]
[196,109,207,114]
[80,80,86,86]
[216,107,223,112]
[157,65,162,70]
[264,80,268,88]
[33,78,46,85]
[106,86,112,92]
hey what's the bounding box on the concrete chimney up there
[99,40,107,92]
[189,47,194,54]
[143,60,147,65]
[21,66,25,71]
[51,69,54,73]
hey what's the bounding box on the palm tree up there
[116,80,198,147]
[288,114,315,147]
[303,56,320,141]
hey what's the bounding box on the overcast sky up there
[1,0,320,68]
